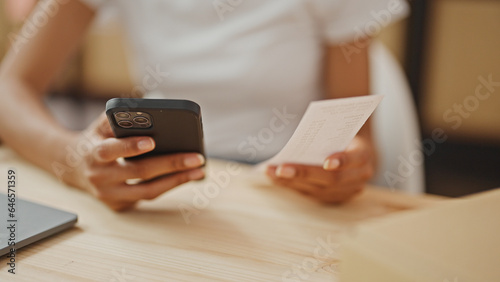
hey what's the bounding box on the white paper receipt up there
[262,95,383,166]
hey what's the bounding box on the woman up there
[0,0,410,210]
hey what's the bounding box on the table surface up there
[0,147,443,281]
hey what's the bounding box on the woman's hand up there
[266,135,375,204]
[60,114,205,211]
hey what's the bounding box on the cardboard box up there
[340,189,500,281]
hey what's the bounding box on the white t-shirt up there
[80,0,408,163]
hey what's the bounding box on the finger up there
[96,168,205,203]
[267,166,320,194]
[108,201,137,212]
[93,137,155,163]
[124,153,205,181]
[96,113,115,138]
[95,153,205,185]
[265,165,278,179]
[274,163,374,187]
[270,177,323,195]
[316,184,365,204]
[323,138,371,171]
[268,165,365,203]
[274,164,334,186]
[87,113,114,139]
[286,177,364,202]
[270,176,362,203]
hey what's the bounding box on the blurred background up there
[1,0,499,197]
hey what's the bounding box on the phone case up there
[105,98,205,160]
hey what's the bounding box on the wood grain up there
[0,147,442,281]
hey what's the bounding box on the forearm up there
[0,77,77,174]
[323,38,378,169]
[0,0,95,177]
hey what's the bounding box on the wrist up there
[49,129,84,185]
[354,126,379,173]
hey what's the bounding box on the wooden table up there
[0,147,442,281]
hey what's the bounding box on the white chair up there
[370,40,425,194]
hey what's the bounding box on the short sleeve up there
[78,0,109,10]
[312,0,409,44]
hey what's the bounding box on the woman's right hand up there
[59,114,205,211]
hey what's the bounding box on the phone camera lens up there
[118,120,134,128]
[115,112,130,119]
[133,117,149,124]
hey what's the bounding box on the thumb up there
[323,137,371,171]
[91,113,114,139]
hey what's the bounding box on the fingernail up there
[324,158,340,170]
[276,166,296,179]
[189,169,205,180]
[266,166,275,176]
[138,138,154,151]
[184,154,205,167]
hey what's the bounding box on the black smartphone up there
[105,98,205,160]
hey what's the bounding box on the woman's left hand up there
[266,135,376,204]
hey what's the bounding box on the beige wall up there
[81,19,134,98]
[422,0,500,143]
[0,5,11,58]
[377,19,408,66]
